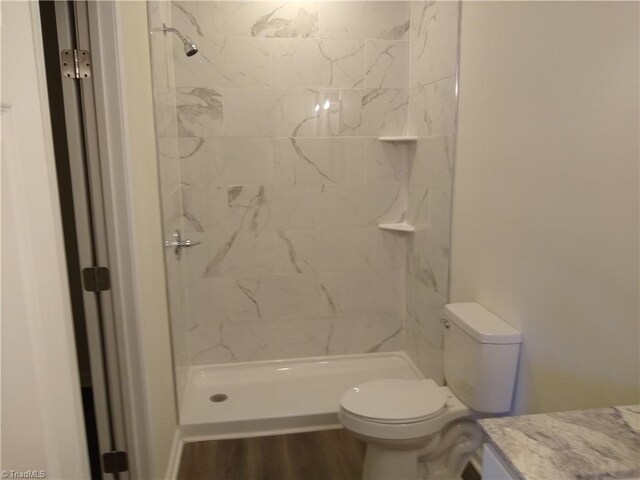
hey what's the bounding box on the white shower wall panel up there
[148,1,460,385]
[157,0,414,366]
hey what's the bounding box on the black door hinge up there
[102,450,128,474]
[82,266,111,292]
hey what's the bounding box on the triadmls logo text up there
[1,471,47,479]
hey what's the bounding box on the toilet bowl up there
[339,379,481,480]
[339,303,523,480]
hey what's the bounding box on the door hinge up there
[82,266,111,292]
[61,49,91,79]
[102,451,128,474]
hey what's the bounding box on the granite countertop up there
[479,404,640,480]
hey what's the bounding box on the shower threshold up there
[179,352,423,441]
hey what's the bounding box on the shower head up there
[184,42,198,57]
[162,23,198,57]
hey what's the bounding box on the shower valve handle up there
[164,230,200,259]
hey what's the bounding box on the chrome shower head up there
[162,23,198,57]
[184,42,198,57]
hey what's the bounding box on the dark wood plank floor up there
[177,429,366,480]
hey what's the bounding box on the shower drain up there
[210,393,228,403]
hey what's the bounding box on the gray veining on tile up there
[480,405,640,480]
[404,0,459,375]
[319,1,410,40]
[175,87,224,137]
[365,40,409,89]
[221,2,319,38]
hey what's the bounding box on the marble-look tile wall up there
[404,1,460,383]
[156,0,417,366]
[148,1,460,384]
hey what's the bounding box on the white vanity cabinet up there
[481,444,518,480]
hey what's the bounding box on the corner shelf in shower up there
[377,223,416,233]
[378,136,418,143]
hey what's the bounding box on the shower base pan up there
[179,352,423,441]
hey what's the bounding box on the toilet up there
[339,303,522,480]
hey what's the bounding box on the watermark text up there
[1,471,47,479]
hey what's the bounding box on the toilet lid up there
[340,379,447,423]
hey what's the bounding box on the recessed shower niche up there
[147,0,460,437]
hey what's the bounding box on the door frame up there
[49,3,130,477]
[84,2,179,478]
[81,3,153,478]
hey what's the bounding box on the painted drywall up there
[115,2,178,477]
[451,1,639,414]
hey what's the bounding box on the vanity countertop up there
[479,404,640,480]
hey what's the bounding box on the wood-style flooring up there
[177,429,365,480]
[177,428,481,480]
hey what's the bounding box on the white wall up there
[115,2,178,477]
[451,1,639,414]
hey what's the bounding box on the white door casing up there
[0,2,90,478]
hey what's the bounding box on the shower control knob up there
[164,230,200,259]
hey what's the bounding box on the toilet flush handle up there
[440,318,451,329]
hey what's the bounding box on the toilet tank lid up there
[445,303,522,344]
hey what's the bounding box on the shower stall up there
[147,0,460,439]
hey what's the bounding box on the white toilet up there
[339,303,522,480]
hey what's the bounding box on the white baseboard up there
[164,429,184,480]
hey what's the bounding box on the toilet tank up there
[443,303,522,413]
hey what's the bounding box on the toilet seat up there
[340,379,447,424]
[339,383,471,441]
